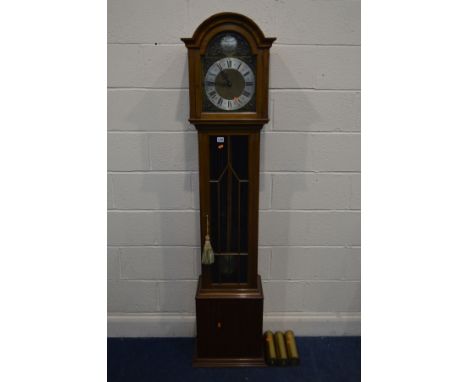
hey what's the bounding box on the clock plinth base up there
[193,275,265,368]
[193,354,266,368]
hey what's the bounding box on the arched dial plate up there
[204,57,255,111]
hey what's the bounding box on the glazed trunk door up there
[198,130,260,289]
[208,135,249,285]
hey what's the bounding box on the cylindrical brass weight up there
[274,331,288,366]
[264,331,277,366]
[285,330,300,365]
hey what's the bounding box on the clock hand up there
[219,70,232,87]
[219,70,229,81]
[215,81,230,88]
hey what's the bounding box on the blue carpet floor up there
[108,337,360,382]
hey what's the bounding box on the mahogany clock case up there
[182,13,275,367]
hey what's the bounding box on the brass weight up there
[274,331,288,366]
[264,331,277,366]
[285,330,300,365]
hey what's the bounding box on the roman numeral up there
[206,81,215,86]
[216,63,222,71]
[242,90,251,97]
[217,98,223,106]
[209,91,216,98]
[227,59,232,68]
[243,71,250,76]
[227,100,232,109]
[237,62,242,69]
[245,82,253,86]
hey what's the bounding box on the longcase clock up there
[182,12,275,367]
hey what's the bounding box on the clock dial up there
[204,57,255,111]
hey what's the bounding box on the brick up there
[271,173,352,210]
[270,247,361,281]
[302,281,360,312]
[264,280,360,312]
[148,133,198,171]
[108,0,359,45]
[263,281,304,312]
[272,91,360,132]
[107,247,120,280]
[259,173,272,210]
[258,247,271,279]
[275,0,360,45]
[350,174,361,209]
[112,173,194,209]
[108,0,190,43]
[108,0,276,44]
[262,133,360,172]
[158,281,197,313]
[107,211,199,246]
[108,89,191,131]
[187,0,276,41]
[107,280,158,312]
[270,46,360,89]
[264,97,274,131]
[120,247,196,280]
[191,172,200,210]
[259,211,360,246]
[194,249,201,276]
[108,133,149,171]
[108,174,114,209]
[108,45,187,88]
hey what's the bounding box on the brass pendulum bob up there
[220,254,234,276]
[201,215,215,265]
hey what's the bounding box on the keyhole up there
[217,322,222,329]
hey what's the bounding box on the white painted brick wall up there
[108,0,359,45]
[108,45,188,88]
[262,133,360,172]
[270,46,360,90]
[120,247,197,280]
[108,133,149,171]
[159,281,198,313]
[108,89,190,131]
[108,211,199,246]
[107,247,120,280]
[270,247,361,281]
[108,280,159,312]
[271,173,360,210]
[259,211,360,246]
[111,173,194,210]
[263,281,360,312]
[272,91,360,132]
[108,0,360,336]
[148,133,198,171]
